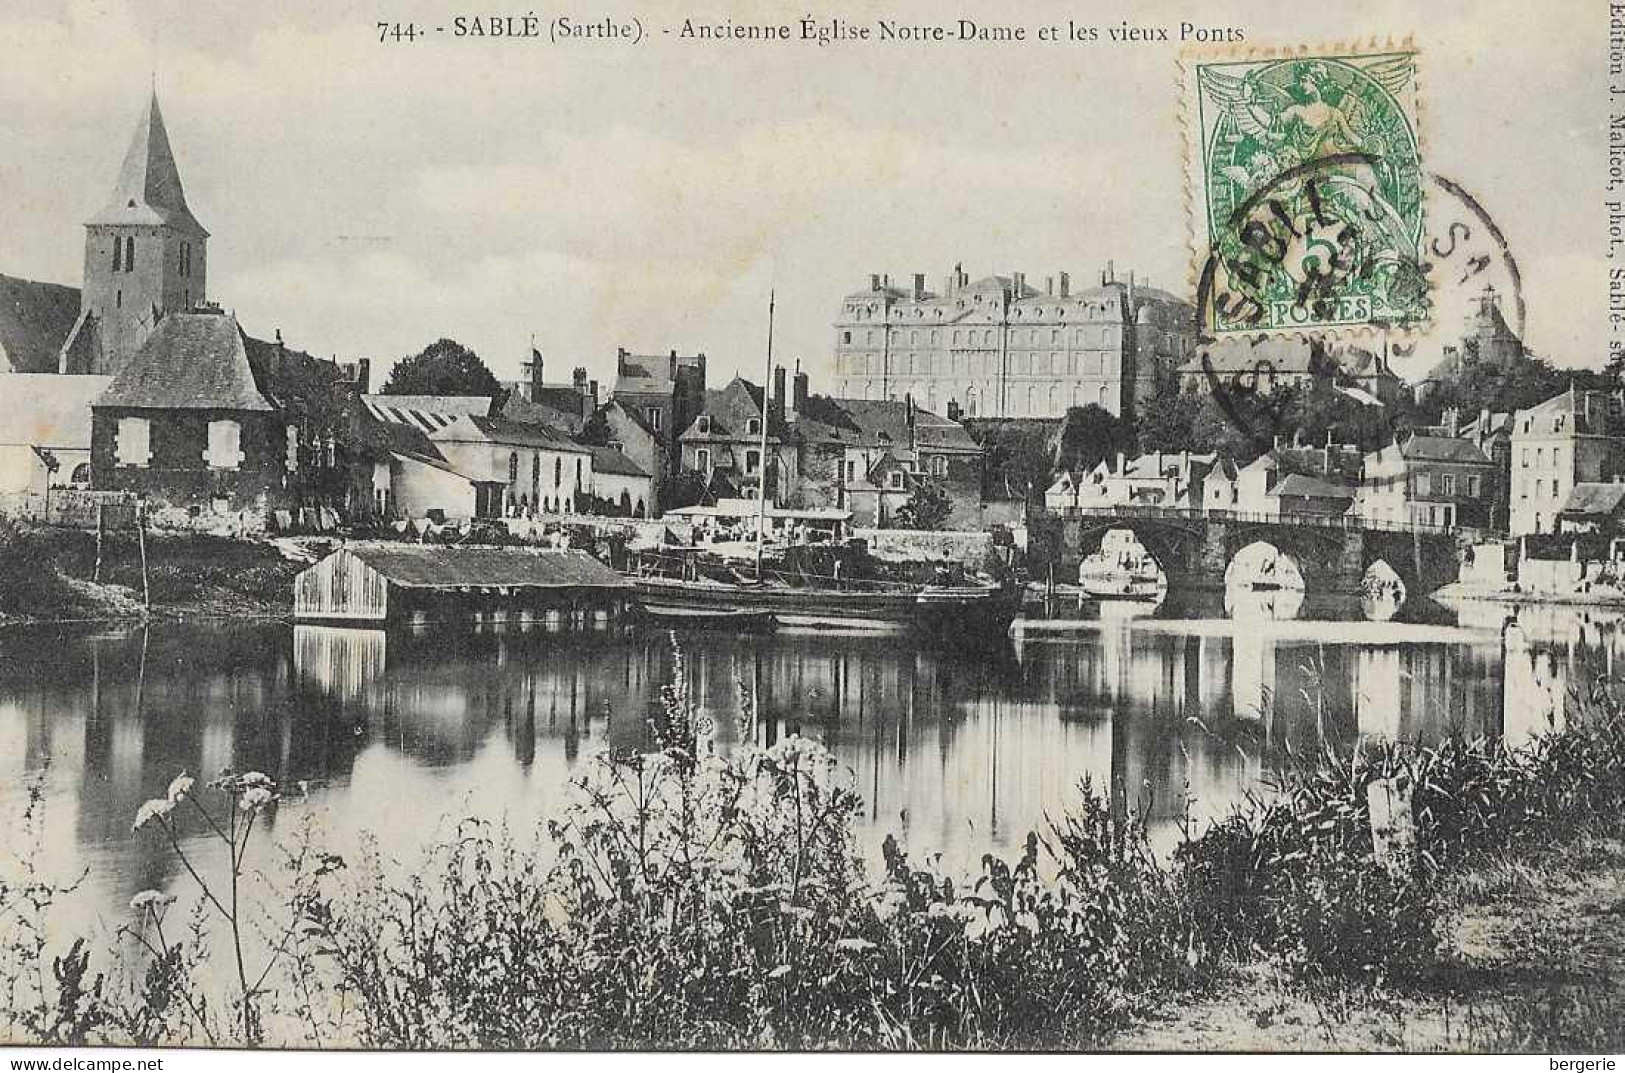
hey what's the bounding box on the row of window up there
[506,451,581,491]
[840,326,1124,348]
[107,237,196,277]
[839,380,1114,415]
[1520,446,1567,468]
[1413,473,1482,498]
[844,299,1123,321]
[115,417,244,470]
[839,351,1122,378]
[1520,478,1566,501]
[691,416,761,436]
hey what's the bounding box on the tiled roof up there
[680,377,784,441]
[1559,483,1625,518]
[340,545,630,590]
[362,394,494,417]
[792,396,979,452]
[0,374,112,448]
[88,94,207,236]
[500,389,586,433]
[1272,473,1356,500]
[1401,435,1493,465]
[0,273,81,373]
[588,445,649,478]
[95,312,272,410]
[432,414,592,454]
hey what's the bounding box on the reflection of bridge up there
[1028,505,1463,597]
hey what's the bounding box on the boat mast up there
[756,290,776,582]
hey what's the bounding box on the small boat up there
[633,572,1019,638]
[642,606,778,632]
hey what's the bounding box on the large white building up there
[830,264,1194,420]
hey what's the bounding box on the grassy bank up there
[0,517,300,623]
[2,647,1624,1049]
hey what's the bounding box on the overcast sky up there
[0,0,1607,391]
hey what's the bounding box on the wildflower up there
[238,787,275,813]
[166,772,194,803]
[129,890,176,915]
[132,798,175,832]
[238,771,274,791]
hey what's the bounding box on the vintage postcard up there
[0,0,1623,1060]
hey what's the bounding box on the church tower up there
[62,92,208,375]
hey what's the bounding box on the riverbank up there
[0,517,304,625]
[1436,580,1625,609]
[1118,821,1625,1051]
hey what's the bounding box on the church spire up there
[88,92,208,236]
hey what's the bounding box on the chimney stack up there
[1011,271,1025,295]
[791,361,808,421]
[573,367,588,397]
[1107,259,1115,284]
[1045,276,1054,296]
[772,365,786,415]
[913,273,925,300]
[588,379,599,410]
[870,273,881,291]
[356,358,371,394]
[1058,271,1070,298]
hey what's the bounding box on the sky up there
[0,0,1609,392]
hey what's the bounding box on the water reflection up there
[0,597,1615,934]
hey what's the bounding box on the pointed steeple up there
[88,93,207,236]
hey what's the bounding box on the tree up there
[662,469,711,512]
[892,480,953,531]
[1053,404,1133,472]
[1134,392,1203,454]
[381,338,502,397]
[576,407,613,447]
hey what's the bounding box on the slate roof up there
[96,312,272,410]
[0,273,81,373]
[1559,483,1625,518]
[1272,473,1357,501]
[362,394,494,418]
[680,377,787,441]
[499,389,586,433]
[88,94,207,235]
[0,374,112,448]
[426,414,591,454]
[1401,435,1494,466]
[338,545,630,590]
[588,445,650,478]
[791,396,980,453]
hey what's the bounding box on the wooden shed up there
[293,544,632,624]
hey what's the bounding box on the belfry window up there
[125,236,135,271]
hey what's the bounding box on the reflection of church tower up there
[61,93,209,376]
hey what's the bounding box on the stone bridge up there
[1027,506,1465,598]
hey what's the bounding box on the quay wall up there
[854,528,994,564]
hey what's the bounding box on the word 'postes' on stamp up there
[1184,48,1425,338]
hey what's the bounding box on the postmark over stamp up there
[1183,46,1425,338]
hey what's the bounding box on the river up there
[0,596,1613,944]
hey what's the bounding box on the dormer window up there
[746,418,761,436]
[696,416,711,434]
[888,471,905,490]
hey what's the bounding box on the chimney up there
[274,328,284,349]
[947,398,963,422]
[1045,276,1054,297]
[1479,407,1492,444]
[1115,450,1126,474]
[773,365,786,415]
[1128,270,1136,308]
[1011,271,1025,295]
[1107,259,1115,284]
[912,273,925,300]
[588,379,599,408]
[870,273,881,292]
[1058,271,1070,298]
[356,358,371,394]
[1442,406,1459,437]
[792,361,808,420]
[573,367,588,396]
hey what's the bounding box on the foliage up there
[663,469,712,512]
[966,420,1054,501]
[575,407,613,447]
[892,480,953,531]
[381,338,502,398]
[1412,353,1609,429]
[8,662,1625,1048]
[1053,405,1132,473]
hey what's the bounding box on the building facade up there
[830,264,1194,420]
[1509,388,1625,536]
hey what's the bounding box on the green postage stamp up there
[1182,47,1426,337]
